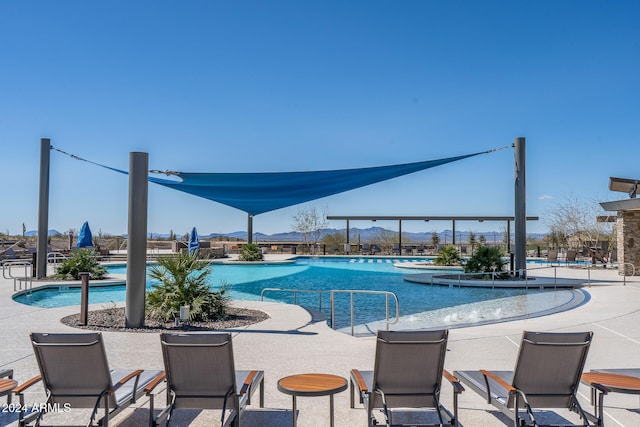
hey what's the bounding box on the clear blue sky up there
[1,1,639,238]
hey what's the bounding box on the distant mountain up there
[36,227,546,242]
[199,227,547,243]
[25,229,62,237]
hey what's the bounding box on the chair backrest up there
[371,329,448,409]
[511,331,593,408]
[160,333,238,410]
[30,332,115,408]
[547,249,558,262]
[566,250,577,262]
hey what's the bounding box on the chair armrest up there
[443,369,465,393]
[239,370,258,396]
[112,369,144,392]
[480,370,516,393]
[13,375,42,394]
[480,370,515,404]
[350,369,368,393]
[144,371,166,394]
[585,381,611,395]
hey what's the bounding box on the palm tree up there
[146,251,228,322]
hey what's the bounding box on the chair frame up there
[13,332,160,427]
[455,331,601,427]
[350,329,464,427]
[145,332,264,427]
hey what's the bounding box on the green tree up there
[468,231,477,256]
[146,251,228,322]
[55,249,107,280]
[321,232,346,253]
[434,245,461,266]
[464,245,507,274]
[238,243,263,261]
[431,231,440,247]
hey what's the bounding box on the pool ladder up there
[260,288,400,336]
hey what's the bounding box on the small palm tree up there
[55,248,106,280]
[146,252,228,322]
[434,245,461,266]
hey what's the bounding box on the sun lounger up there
[146,332,264,427]
[14,332,161,427]
[547,249,559,264]
[455,331,601,427]
[350,329,464,426]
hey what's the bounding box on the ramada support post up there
[126,152,148,328]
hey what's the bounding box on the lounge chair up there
[0,368,14,404]
[566,250,577,264]
[455,331,601,427]
[14,332,161,427]
[547,249,559,265]
[145,332,264,427]
[350,329,464,426]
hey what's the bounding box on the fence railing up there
[260,288,400,336]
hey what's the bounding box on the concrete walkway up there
[1,265,639,426]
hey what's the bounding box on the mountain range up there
[26,227,547,243]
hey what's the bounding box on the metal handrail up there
[2,260,33,291]
[621,263,635,285]
[260,288,400,336]
[47,252,68,264]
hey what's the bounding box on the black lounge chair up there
[455,331,601,427]
[146,332,264,427]
[350,329,464,426]
[14,332,161,427]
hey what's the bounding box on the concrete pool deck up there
[1,264,640,426]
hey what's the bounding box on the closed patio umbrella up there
[77,221,93,248]
[188,227,199,254]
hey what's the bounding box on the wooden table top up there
[278,373,348,397]
[581,372,640,394]
[0,378,17,394]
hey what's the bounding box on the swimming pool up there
[14,257,584,330]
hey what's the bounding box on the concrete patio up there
[1,265,639,426]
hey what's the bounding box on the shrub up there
[434,245,462,266]
[464,245,507,274]
[146,252,229,322]
[238,243,263,261]
[55,248,107,280]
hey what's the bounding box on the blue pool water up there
[14,257,580,330]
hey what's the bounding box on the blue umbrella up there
[77,221,93,248]
[188,227,199,254]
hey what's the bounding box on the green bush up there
[464,245,507,274]
[146,252,229,322]
[238,243,263,261]
[55,249,106,280]
[434,245,462,266]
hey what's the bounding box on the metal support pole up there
[514,137,527,277]
[452,220,456,246]
[125,152,148,328]
[79,272,89,325]
[398,220,402,254]
[36,138,51,279]
[346,219,350,244]
[247,214,253,244]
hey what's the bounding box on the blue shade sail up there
[147,152,485,216]
[77,221,93,248]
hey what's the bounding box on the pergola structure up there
[600,177,640,275]
[326,215,539,253]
